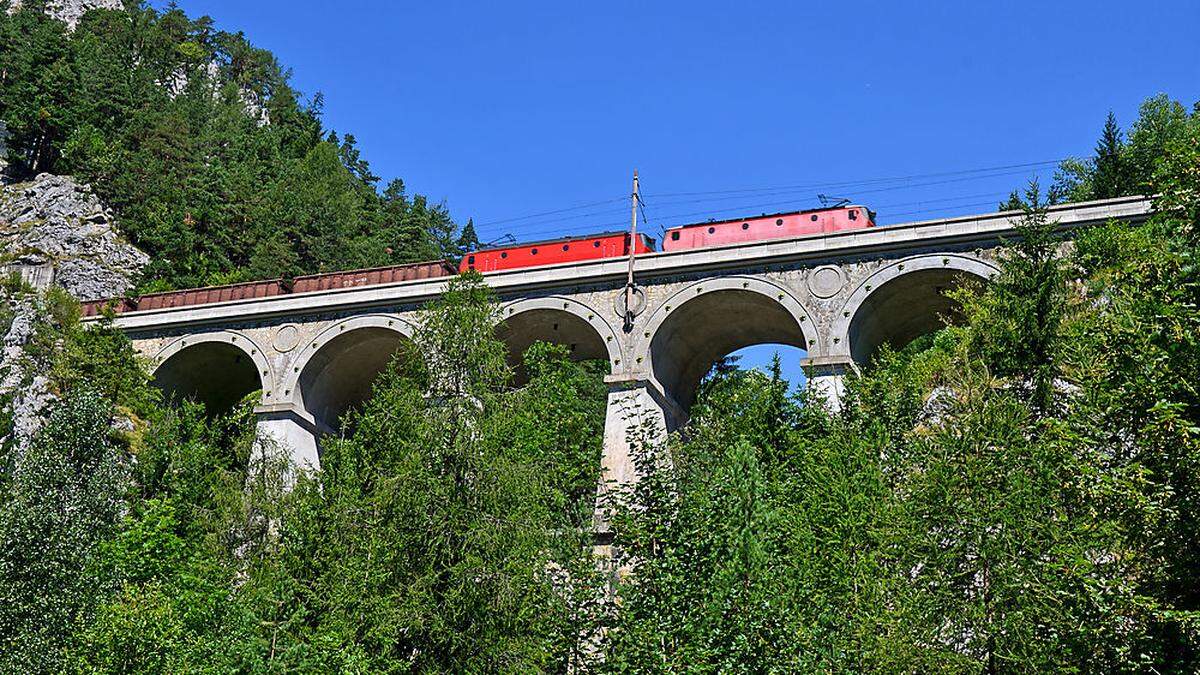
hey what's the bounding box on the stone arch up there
[836,254,998,366]
[639,275,816,413]
[497,296,622,383]
[151,330,273,414]
[282,314,415,433]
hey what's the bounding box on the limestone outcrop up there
[6,0,122,30]
[0,173,148,301]
[0,293,55,455]
[0,172,146,454]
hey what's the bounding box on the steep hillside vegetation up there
[0,0,469,292]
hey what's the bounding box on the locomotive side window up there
[776,219,784,226]
[467,255,475,265]
[501,252,508,258]
[593,240,601,247]
[562,244,569,251]
[742,223,750,230]
[671,231,680,241]
[849,210,858,220]
[708,227,716,234]
[531,248,538,255]
[811,214,819,222]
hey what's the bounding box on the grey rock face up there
[0,173,148,301]
[7,0,123,30]
[0,296,56,456]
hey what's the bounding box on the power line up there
[488,165,1056,241]
[473,204,631,237]
[884,201,1009,219]
[467,159,1063,244]
[479,187,1029,244]
[637,165,1062,210]
[640,185,1042,229]
[636,195,659,240]
[640,159,1065,199]
[470,196,628,229]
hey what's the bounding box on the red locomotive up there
[662,205,875,252]
[459,231,656,273]
[460,205,874,273]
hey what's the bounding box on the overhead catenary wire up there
[639,159,1065,199]
[637,167,1057,226]
[480,185,1041,243]
[469,196,629,229]
[633,165,1060,211]
[636,197,658,241]
[469,158,1067,240]
[474,163,1058,243]
[476,187,1035,245]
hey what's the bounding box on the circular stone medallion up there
[613,285,647,318]
[807,265,846,298]
[273,324,300,353]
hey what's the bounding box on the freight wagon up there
[81,260,457,317]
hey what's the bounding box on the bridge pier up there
[253,403,322,473]
[803,358,853,412]
[594,376,675,531]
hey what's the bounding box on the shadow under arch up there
[151,331,270,414]
[841,254,998,366]
[496,297,620,385]
[642,276,814,416]
[286,315,414,435]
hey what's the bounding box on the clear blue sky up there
[169,1,1198,387]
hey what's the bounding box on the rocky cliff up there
[0,173,147,452]
[6,0,122,30]
[0,173,148,301]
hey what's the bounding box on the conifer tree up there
[1092,111,1131,199]
[455,218,480,259]
[966,180,1067,415]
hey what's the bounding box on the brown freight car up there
[80,260,457,317]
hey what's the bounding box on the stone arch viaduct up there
[94,197,1151,489]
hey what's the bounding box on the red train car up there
[662,205,875,252]
[460,231,655,273]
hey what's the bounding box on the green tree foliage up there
[603,361,915,672]
[456,218,481,258]
[967,181,1068,414]
[1045,95,1195,205]
[0,2,465,291]
[1092,111,1132,199]
[227,274,610,672]
[0,389,129,673]
[604,97,1200,671]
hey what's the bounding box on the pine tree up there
[765,352,789,458]
[0,4,462,290]
[966,180,1067,415]
[455,218,480,259]
[1092,111,1130,199]
[998,189,1025,211]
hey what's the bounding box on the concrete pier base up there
[253,403,322,473]
[804,359,853,412]
[594,377,673,532]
